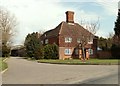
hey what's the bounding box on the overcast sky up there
[0,0,119,45]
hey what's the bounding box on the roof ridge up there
[59,21,64,35]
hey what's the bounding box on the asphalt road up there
[2,57,118,84]
[76,72,119,84]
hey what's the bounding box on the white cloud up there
[1,0,65,45]
[0,0,118,45]
[75,10,100,23]
[95,0,119,16]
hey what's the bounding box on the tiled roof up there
[60,22,93,37]
[40,22,62,39]
[40,21,93,40]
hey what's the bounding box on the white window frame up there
[41,41,43,44]
[88,36,93,44]
[77,38,81,43]
[75,48,79,55]
[65,37,72,43]
[45,39,48,44]
[64,49,71,55]
[88,49,93,55]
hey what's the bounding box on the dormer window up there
[45,39,48,44]
[45,34,46,37]
[41,40,43,44]
[65,37,72,43]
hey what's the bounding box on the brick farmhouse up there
[40,11,97,60]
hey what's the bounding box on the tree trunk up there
[82,47,86,60]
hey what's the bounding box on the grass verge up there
[0,58,8,72]
[38,59,119,65]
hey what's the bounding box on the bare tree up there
[81,18,100,35]
[0,7,17,47]
[79,33,91,60]
[79,18,100,60]
[108,32,114,39]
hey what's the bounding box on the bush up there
[111,44,120,59]
[44,44,59,59]
[24,32,43,60]
[34,47,44,60]
[2,45,10,57]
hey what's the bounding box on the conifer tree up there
[24,32,43,59]
[111,4,120,58]
[114,9,120,39]
[113,8,120,45]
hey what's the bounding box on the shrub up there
[34,47,44,60]
[111,44,120,59]
[2,45,10,57]
[44,44,59,59]
[24,32,43,59]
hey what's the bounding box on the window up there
[41,41,43,44]
[75,48,79,55]
[64,49,71,55]
[88,49,93,55]
[77,38,80,43]
[45,34,46,37]
[88,36,93,44]
[65,37,72,43]
[45,39,48,44]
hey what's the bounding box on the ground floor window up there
[64,49,71,55]
[88,49,93,55]
[75,48,79,55]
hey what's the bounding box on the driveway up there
[2,57,118,84]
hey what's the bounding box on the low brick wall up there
[97,51,112,59]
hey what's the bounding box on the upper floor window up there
[88,36,93,44]
[45,39,48,44]
[77,38,81,43]
[65,37,72,43]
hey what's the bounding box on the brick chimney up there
[66,11,74,23]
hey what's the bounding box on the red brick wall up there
[59,47,75,59]
[47,36,59,45]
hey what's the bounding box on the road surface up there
[76,72,119,84]
[2,57,118,84]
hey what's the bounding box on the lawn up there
[0,58,8,72]
[38,59,119,65]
